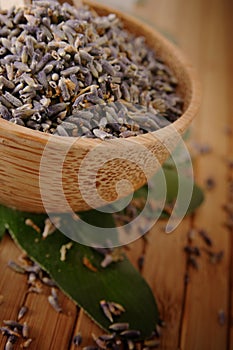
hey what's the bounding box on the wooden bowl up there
[0,0,200,213]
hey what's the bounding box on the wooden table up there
[0,0,232,349]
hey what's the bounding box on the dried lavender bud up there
[0,0,183,139]
[205,177,216,190]
[198,229,213,247]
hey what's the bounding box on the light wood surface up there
[0,0,232,349]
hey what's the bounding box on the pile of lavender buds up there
[0,0,183,139]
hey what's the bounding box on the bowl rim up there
[0,0,201,150]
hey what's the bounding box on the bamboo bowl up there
[0,0,200,213]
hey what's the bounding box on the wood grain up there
[0,235,77,350]
[23,287,77,349]
[70,309,104,350]
[226,2,233,349]
[0,235,28,350]
[143,221,190,349]
[178,0,231,348]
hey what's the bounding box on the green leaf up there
[161,168,204,214]
[134,167,204,218]
[133,184,148,199]
[0,208,7,240]
[0,224,6,240]
[0,205,158,338]
[182,128,192,141]
[186,183,204,215]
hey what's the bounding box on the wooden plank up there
[125,236,144,271]
[179,0,231,348]
[0,234,77,349]
[22,287,77,350]
[133,1,232,349]
[229,163,233,348]
[0,235,29,349]
[143,220,189,349]
[70,309,103,350]
[226,2,233,350]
